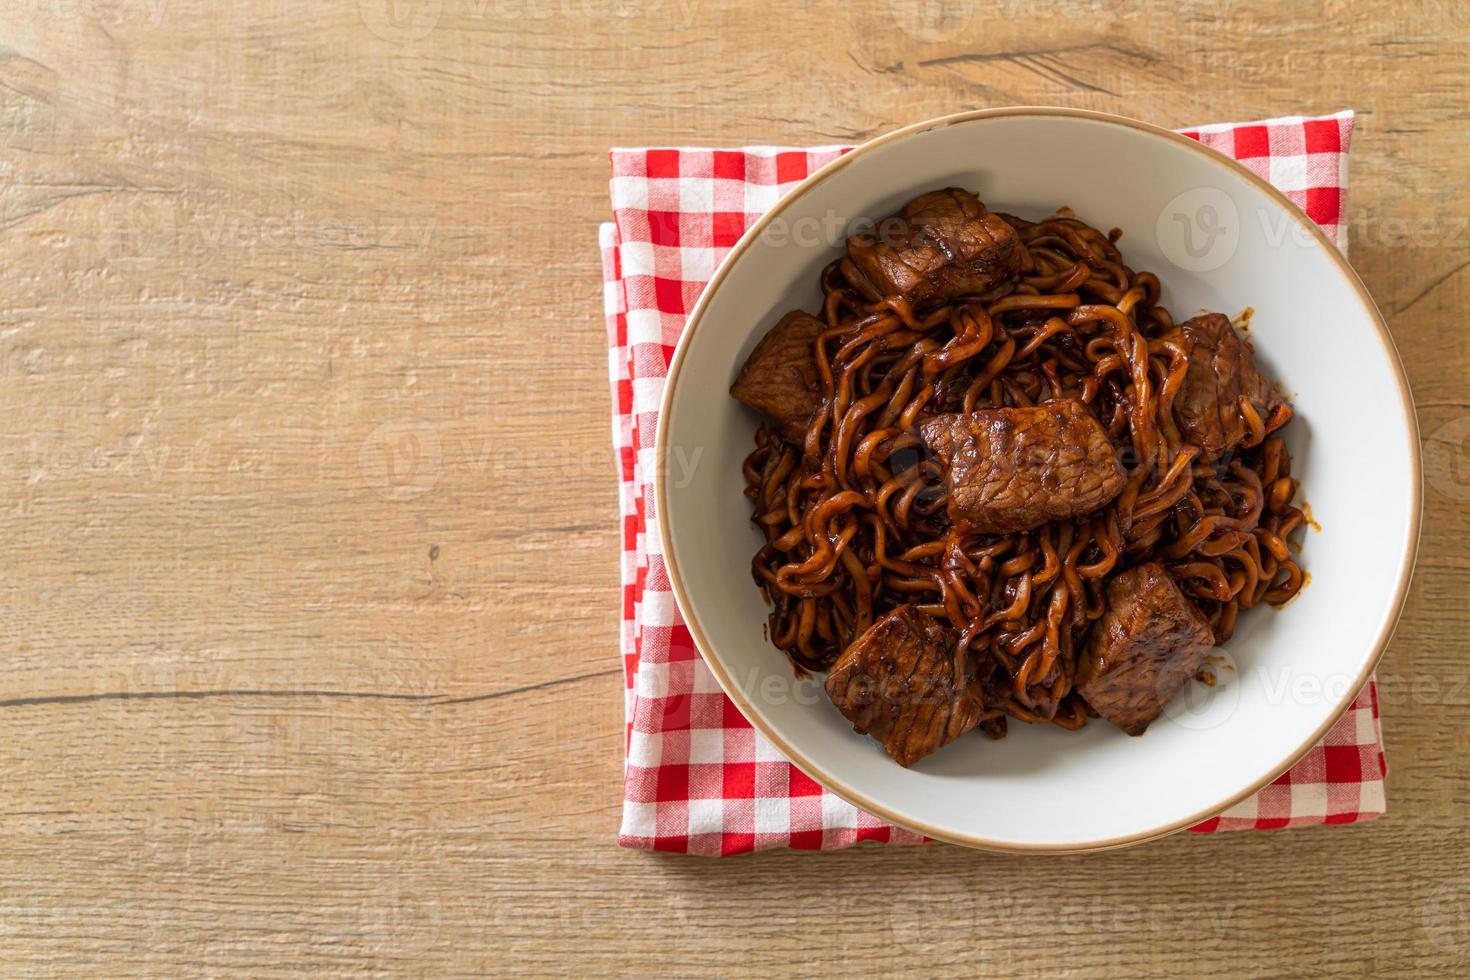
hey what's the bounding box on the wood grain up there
[1,1,1468,975]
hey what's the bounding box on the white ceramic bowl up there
[656,107,1420,852]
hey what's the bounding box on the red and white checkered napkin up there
[601,111,1386,856]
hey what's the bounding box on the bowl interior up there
[658,111,1416,850]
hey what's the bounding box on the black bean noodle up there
[741,210,1306,738]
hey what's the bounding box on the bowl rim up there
[653,105,1422,853]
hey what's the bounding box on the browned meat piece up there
[1170,312,1286,459]
[845,188,1020,308]
[1077,563,1215,736]
[824,605,981,767]
[729,310,825,440]
[919,400,1126,533]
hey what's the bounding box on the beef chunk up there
[824,605,980,767]
[729,310,825,441]
[919,400,1126,534]
[1077,563,1215,736]
[846,188,1020,308]
[1170,312,1286,459]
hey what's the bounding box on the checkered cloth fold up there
[601,111,1386,856]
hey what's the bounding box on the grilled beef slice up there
[919,400,1126,533]
[1077,562,1216,736]
[845,188,1021,308]
[824,605,981,767]
[730,310,826,441]
[1170,312,1285,459]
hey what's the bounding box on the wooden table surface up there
[2,1,1468,975]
